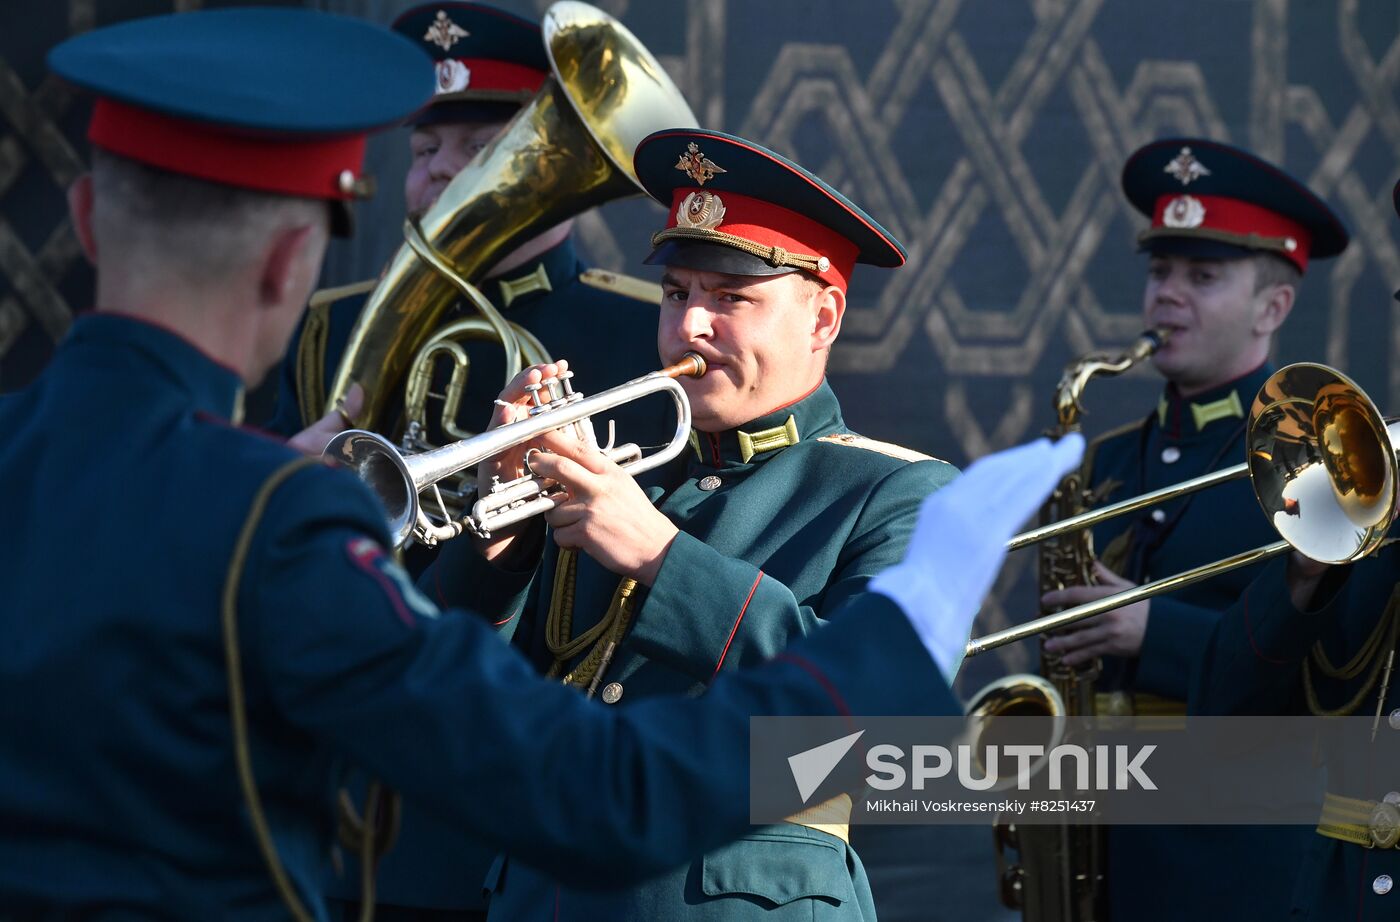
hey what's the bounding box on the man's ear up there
[812,284,846,352]
[257,224,317,309]
[67,174,97,264]
[1255,282,1295,337]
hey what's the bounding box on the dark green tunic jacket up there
[425,380,959,920]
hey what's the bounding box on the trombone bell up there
[968,363,1400,657]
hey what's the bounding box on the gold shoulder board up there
[308,277,378,310]
[817,432,944,464]
[578,268,663,305]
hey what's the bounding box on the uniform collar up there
[493,236,580,309]
[1156,362,1273,439]
[689,378,843,469]
[67,312,246,423]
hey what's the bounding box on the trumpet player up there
[0,11,1084,917]
[1189,181,1400,920]
[1040,139,1349,921]
[422,128,958,922]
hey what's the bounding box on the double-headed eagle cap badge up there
[425,9,469,51]
[1164,146,1211,186]
[676,142,726,186]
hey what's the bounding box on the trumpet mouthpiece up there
[664,352,707,379]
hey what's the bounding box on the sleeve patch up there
[346,537,440,626]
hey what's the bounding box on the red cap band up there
[665,188,858,290]
[1150,193,1312,271]
[440,58,547,96]
[88,98,367,200]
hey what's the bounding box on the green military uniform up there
[1080,137,1351,921]
[422,126,955,920]
[427,380,956,920]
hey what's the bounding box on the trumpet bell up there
[1248,363,1398,564]
[324,430,420,547]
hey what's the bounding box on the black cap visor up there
[644,239,800,279]
[1138,234,1262,264]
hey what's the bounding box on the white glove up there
[870,434,1085,679]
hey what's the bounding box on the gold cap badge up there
[675,142,726,186]
[1164,146,1211,186]
[676,191,726,230]
[425,10,469,51]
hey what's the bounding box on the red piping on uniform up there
[347,543,416,628]
[192,411,289,447]
[713,572,763,678]
[432,565,449,607]
[708,432,722,467]
[775,651,852,718]
[1242,588,1288,665]
[758,378,823,417]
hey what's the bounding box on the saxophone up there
[982,328,1169,921]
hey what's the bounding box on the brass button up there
[699,474,722,491]
[1369,802,1400,849]
[1161,446,1181,464]
[601,682,623,704]
[1374,874,1393,895]
[1389,708,1400,730]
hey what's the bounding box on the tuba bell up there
[326,0,698,440]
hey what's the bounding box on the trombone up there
[967,362,1400,657]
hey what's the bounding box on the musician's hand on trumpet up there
[1040,561,1149,664]
[528,433,679,587]
[473,360,575,567]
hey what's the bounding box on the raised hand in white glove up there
[870,434,1085,680]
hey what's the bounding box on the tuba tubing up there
[326,1,699,432]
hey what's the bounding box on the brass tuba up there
[326,1,698,441]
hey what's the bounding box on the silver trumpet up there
[324,353,707,547]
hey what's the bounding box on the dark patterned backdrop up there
[3,4,1400,917]
[320,0,1400,695]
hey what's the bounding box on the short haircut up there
[90,150,326,284]
[1253,252,1302,294]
